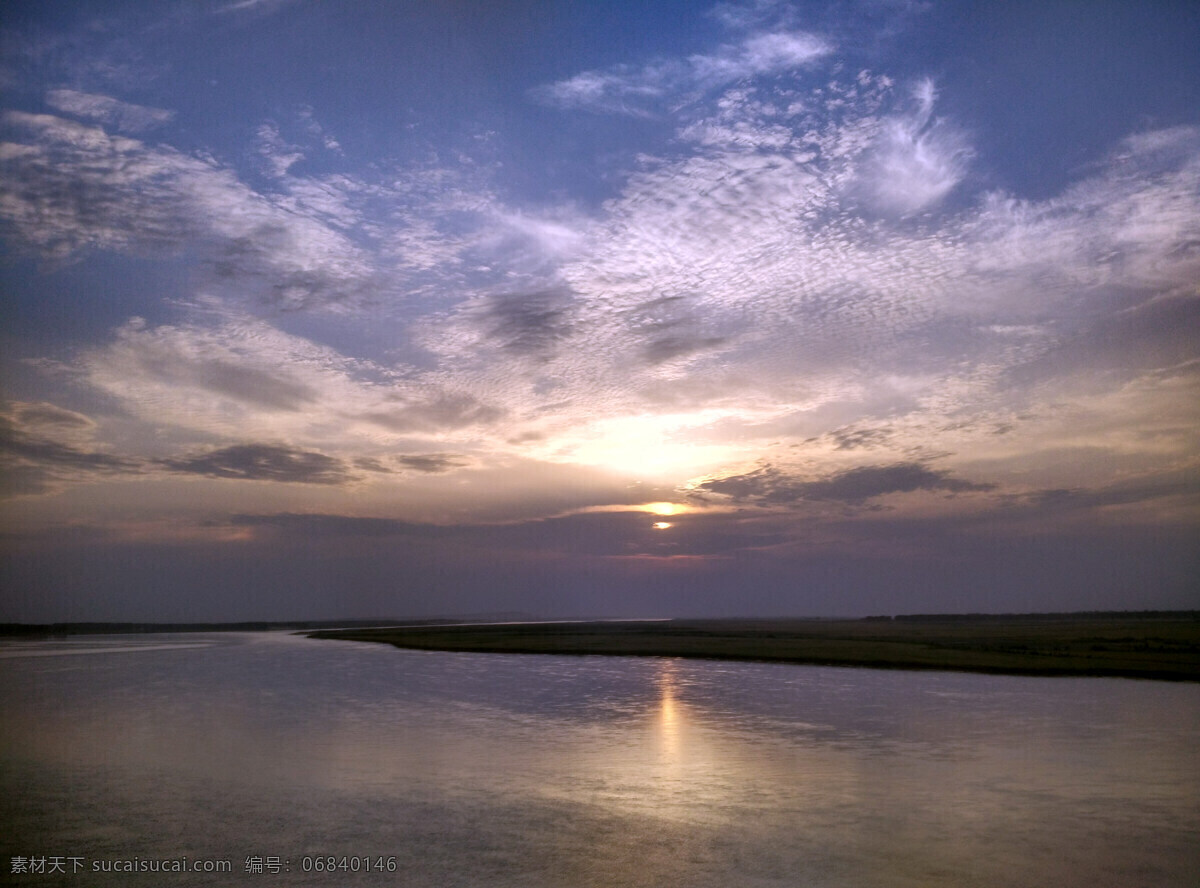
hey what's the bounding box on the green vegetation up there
[310,613,1200,681]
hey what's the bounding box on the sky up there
[1,0,1198,622]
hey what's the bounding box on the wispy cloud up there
[78,312,511,452]
[45,89,175,132]
[358,393,506,434]
[214,0,299,16]
[0,403,140,497]
[849,78,972,217]
[0,110,375,307]
[254,121,305,178]
[531,29,830,116]
[81,316,328,427]
[1,112,211,259]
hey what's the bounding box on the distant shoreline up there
[0,619,446,637]
[308,613,1200,682]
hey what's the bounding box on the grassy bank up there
[310,614,1200,681]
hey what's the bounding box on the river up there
[2,631,1197,886]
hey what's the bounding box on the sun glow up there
[652,521,673,530]
[557,412,745,477]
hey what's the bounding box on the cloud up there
[538,89,1198,441]
[75,312,515,465]
[828,426,894,451]
[693,461,994,506]
[472,289,577,360]
[353,457,393,474]
[530,70,666,118]
[254,121,305,178]
[1021,471,1200,515]
[0,403,139,497]
[642,334,729,365]
[0,110,375,308]
[81,317,330,431]
[8,402,96,433]
[248,111,345,181]
[361,392,506,434]
[45,89,175,132]
[378,100,1196,470]
[849,78,972,216]
[0,394,469,495]
[215,0,299,16]
[394,453,467,474]
[702,31,831,79]
[158,444,353,485]
[0,112,208,258]
[1005,292,1200,389]
[229,512,427,537]
[8,84,1194,516]
[4,14,1198,530]
[0,419,132,473]
[531,29,829,115]
[100,326,319,412]
[965,126,1200,312]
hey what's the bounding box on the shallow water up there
[2,631,1197,886]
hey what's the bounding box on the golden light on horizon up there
[652,521,673,530]
[645,502,682,516]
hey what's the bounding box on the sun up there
[652,521,673,530]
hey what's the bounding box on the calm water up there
[1,631,1197,887]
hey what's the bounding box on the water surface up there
[2,632,1197,886]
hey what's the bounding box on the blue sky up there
[2,0,1198,621]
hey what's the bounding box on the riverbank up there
[309,613,1200,681]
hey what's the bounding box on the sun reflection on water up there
[656,660,681,763]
